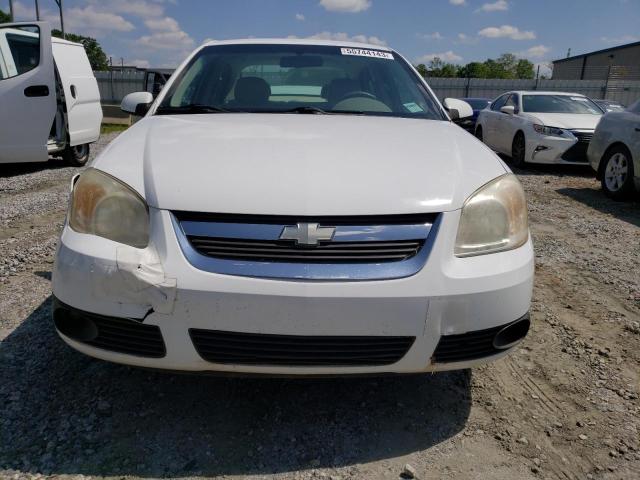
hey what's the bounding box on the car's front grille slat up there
[190,329,415,366]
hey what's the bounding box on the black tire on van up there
[63,143,90,166]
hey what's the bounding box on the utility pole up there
[35,0,40,20]
[54,0,64,37]
[9,0,14,21]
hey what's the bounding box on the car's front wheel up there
[475,125,483,142]
[601,146,636,200]
[511,132,526,167]
[63,143,90,167]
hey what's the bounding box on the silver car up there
[588,100,640,200]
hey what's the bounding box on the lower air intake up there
[189,329,415,367]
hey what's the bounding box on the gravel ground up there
[0,134,638,479]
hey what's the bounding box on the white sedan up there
[475,91,603,166]
[51,39,533,375]
[588,99,640,200]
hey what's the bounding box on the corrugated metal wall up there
[94,71,146,104]
[425,77,640,106]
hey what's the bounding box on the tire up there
[475,126,483,142]
[601,145,636,200]
[63,143,90,167]
[511,132,526,167]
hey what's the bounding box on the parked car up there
[0,22,102,165]
[587,99,640,199]
[52,39,533,375]
[455,97,491,132]
[592,99,626,113]
[475,91,603,166]
[143,67,174,99]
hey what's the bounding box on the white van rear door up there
[52,40,102,146]
[0,23,56,163]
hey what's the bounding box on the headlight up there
[454,174,528,257]
[533,124,564,137]
[69,168,149,248]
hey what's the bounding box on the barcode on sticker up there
[340,48,394,60]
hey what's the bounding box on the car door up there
[627,101,640,178]
[484,93,510,150]
[0,22,56,164]
[495,93,520,153]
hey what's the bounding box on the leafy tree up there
[52,29,109,70]
[496,53,518,79]
[458,62,488,79]
[427,57,458,77]
[515,59,535,79]
[415,63,428,77]
[0,9,11,23]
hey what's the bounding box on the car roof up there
[201,38,393,52]
[507,91,585,97]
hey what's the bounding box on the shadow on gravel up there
[510,163,594,178]
[557,188,640,228]
[0,159,69,179]
[0,296,471,478]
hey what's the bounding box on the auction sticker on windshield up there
[340,48,394,60]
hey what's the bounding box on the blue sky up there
[4,0,639,73]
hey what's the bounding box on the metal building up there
[552,41,640,80]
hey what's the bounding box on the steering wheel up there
[336,91,378,103]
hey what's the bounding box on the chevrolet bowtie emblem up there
[280,223,336,246]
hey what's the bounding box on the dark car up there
[592,99,625,113]
[456,97,491,131]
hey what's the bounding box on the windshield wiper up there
[155,104,232,115]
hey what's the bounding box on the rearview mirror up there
[500,105,515,115]
[121,91,154,115]
[280,56,323,68]
[443,98,473,120]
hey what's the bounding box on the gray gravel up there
[0,137,638,479]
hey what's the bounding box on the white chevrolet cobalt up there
[475,91,603,166]
[52,40,534,375]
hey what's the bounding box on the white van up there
[0,22,102,165]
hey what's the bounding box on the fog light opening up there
[493,317,530,350]
[54,309,99,342]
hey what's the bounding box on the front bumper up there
[52,208,534,374]
[525,132,590,165]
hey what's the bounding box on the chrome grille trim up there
[171,213,440,281]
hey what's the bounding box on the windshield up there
[463,99,490,110]
[522,95,602,115]
[157,44,444,120]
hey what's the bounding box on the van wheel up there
[511,132,526,167]
[601,146,635,200]
[475,126,483,142]
[63,144,90,167]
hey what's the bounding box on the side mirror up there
[500,105,516,115]
[443,98,473,121]
[121,91,154,115]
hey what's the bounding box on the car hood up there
[521,112,601,130]
[92,114,506,215]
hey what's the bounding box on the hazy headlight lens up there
[533,124,564,137]
[454,174,528,257]
[69,168,149,248]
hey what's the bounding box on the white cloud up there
[455,33,478,44]
[319,0,371,13]
[295,13,306,21]
[477,0,509,12]
[478,25,536,40]
[449,0,467,5]
[417,32,444,41]
[87,0,165,18]
[519,45,550,58]
[416,51,463,63]
[601,35,639,44]
[305,31,387,46]
[136,16,195,51]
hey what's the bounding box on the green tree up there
[0,9,11,23]
[515,59,535,79]
[52,29,109,70]
[415,63,428,77]
[458,61,489,78]
[427,57,458,77]
[496,53,518,78]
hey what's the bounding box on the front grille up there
[190,329,415,366]
[188,237,423,263]
[561,130,593,162]
[53,299,166,358]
